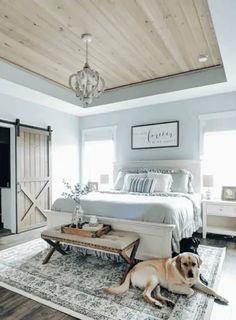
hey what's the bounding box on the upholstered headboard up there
[113,160,201,193]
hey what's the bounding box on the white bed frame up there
[45,159,201,259]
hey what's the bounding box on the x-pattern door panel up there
[17,127,51,232]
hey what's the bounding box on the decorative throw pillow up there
[129,177,157,193]
[113,171,126,190]
[119,168,194,193]
[147,172,173,192]
[171,171,190,193]
[122,173,147,192]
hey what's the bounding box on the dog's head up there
[175,252,202,282]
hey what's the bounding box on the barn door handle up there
[17,183,22,193]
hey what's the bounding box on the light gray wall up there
[80,92,236,162]
[0,94,80,202]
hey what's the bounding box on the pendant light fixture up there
[69,34,105,107]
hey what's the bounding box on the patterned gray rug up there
[0,239,225,320]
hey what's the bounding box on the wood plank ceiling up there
[0,0,222,90]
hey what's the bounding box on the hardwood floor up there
[0,287,75,320]
[0,228,76,320]
[0,230,235,320]
[0,227,47,250]
[0,229,12,237]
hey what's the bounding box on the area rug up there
[0,239,225,320]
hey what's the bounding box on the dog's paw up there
[187,288,195,298]
[166,299,175,307]
[154,301,163,308]
[215,295,229,305]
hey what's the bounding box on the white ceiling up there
[0,0,236,117]
[0,0,222,89]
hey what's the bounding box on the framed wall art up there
[221,186,236,201]
[88,181,98,192]
[131,121,179,150]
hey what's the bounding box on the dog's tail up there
[103,271,131,295]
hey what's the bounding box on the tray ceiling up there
[0,0,222,90]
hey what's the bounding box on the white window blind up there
[202,130,236,197]
[82,127,116,190]
[82,126,115,142]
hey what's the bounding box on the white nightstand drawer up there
[206,204,236,217]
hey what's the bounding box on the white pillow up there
[171,172,190,193]
[147,172,173,192]
[122,173,147,192]
[113,171,126,190]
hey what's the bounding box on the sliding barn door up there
[17,127,51,232]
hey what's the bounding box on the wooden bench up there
[41,227,140,279]
[44,211,175,259]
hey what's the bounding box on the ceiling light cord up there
[86,39,88,66]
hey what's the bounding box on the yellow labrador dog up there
[104,253,228,307]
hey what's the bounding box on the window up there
[82,127,116,190]
[202,130,236,197]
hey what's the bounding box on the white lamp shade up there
[100,174,109,184]
[203,175,214,188]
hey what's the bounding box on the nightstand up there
[202,199,236,238]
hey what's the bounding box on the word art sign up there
[131,121,179,149]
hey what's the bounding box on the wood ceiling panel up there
[0,0,222,89]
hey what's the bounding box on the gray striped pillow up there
[129,177,156,193]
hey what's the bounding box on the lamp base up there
[205,189,212,200]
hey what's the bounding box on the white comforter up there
[80,191,202,252]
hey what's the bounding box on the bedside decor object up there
[100,174,109,184]
[89,215,98,226]
[131,121,179,149]
[72,205,85,228]
[203,174,214,200]
[61,180,89,227]
[61,223,111,238]
[88,181,98,192]
[222,186,236,201]
[82,223,103,232]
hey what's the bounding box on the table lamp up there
[203,174,214,200]
[100,174,109,184]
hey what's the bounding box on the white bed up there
[80,192,201,253]
[45,160,202,258]
[81,160,202,253]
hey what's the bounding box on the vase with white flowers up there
[61,180,89,228]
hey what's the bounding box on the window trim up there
[81,126,117,184]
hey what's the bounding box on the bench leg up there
[42,240,68,264]
[119,239,140,265]
[43,245,56,264]
[129,239,140,264]
[119,239,140,283]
